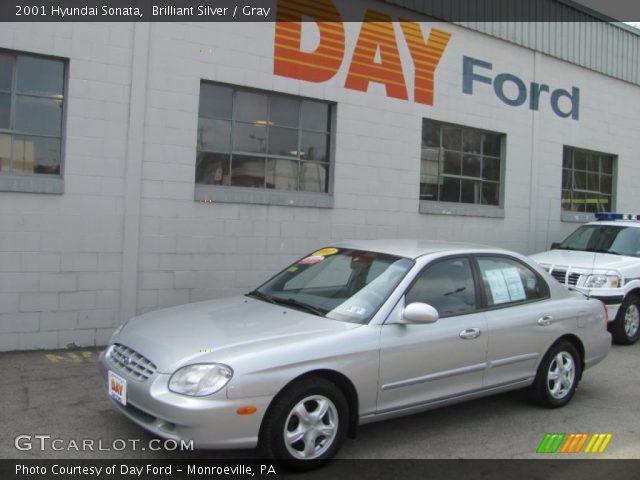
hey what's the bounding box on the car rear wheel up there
[529,340,581,408]
[258,377,348,470]
[610,294,640,345]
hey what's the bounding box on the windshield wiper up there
[247,290,327,316]
[246,290,278,304]
[269,296,327,317]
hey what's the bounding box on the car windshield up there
[249,248,414,324]
[557,224,640,257]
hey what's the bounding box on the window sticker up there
[502,267,526,301]
[287,266,299,273]
[299,255,324,265]
[485,267,526,304]
[312,247,339,257]
[345,305,367,316]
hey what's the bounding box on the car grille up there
[108,343,157,381]
[549,269,581,286]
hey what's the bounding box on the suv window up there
[477,257,548,307]
[405,257,476,317]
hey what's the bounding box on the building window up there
[196,82,332,194]
[420,119,502,206]
[0,50,65,177]
[562,147,615,213]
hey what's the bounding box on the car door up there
[377,256,489,414]
[475,255,569,388]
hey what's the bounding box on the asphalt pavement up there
[1,342,638,460]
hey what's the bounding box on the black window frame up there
[561,146,616,214]
[420,119,504,207]
[196,81,334,196]
[0,48,67,179]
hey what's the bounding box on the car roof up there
[328,239,505,260]
[587,220,640,228]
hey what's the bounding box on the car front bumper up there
[590,295,624,321]
[98,350,272,449]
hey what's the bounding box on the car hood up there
[113,296,360,373]
[530,249,631,272]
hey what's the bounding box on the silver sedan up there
[99,240,611,468]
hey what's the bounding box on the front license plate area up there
[108,370,127,406]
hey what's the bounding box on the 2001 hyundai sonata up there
[99,240,610,468]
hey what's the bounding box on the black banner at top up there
[1,0,640,22]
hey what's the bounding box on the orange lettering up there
[273,0,345,82]
[344,10,408,100]
[399,22,451,105]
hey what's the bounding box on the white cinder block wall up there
[1,17,639,351]
[0,23,133,350]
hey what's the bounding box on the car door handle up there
[459,328,481,340]
[537,315,554,326]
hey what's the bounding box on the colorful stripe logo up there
[537,433,613,454]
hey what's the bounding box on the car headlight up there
[168,364,233,397]
[584,274,621,289]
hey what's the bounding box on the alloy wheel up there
[283,395,339,460]
[547,351,575,399]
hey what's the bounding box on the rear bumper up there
[584,329,612,371]
[99,351,271,449]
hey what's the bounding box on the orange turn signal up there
[236,406,257,415]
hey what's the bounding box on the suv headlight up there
[168,364,233,397]
[584,274,621,289]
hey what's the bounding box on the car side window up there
[477,256,548,307]
[405,257,476,317]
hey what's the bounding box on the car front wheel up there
[529,340,582,408]
[610,294,640,345]
[258,377,348,470]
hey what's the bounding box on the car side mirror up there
[550,242,561,250]
[401,302,439,324]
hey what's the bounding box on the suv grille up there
[108,343,157,381]
[549,269,581,286]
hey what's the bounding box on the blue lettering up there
[529,82,550,111]
[461,56,580,120]
[551,87,580,120]
[493,73,527,107]
[462,56,492,94]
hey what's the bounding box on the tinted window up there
[420,119,503,206]
[477,257,548,307]
[197,82,333,194]
[0,51,65,178]
[405,257,476,317]
[562,146,615,213]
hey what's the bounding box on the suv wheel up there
[610,294,640,345]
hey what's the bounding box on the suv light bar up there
[595,212,640,221]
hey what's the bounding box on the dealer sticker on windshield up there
[108,370,127,406]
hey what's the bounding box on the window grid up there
[0,51,65,176]
[420,119,502,206]
[196,82,332,193]
[562,147,615,213]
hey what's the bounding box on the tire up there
[258,377,349,471]
[610,294,640,345]
[529,340,582,408]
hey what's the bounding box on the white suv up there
[530,213,640,345]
